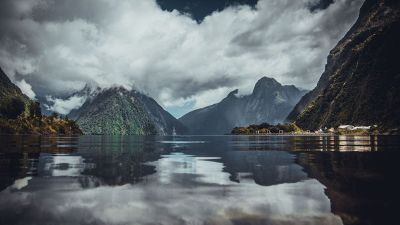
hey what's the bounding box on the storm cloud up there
[0,0,363,116]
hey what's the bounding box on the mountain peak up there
[256,76,279,85]
[253,76,281,94]
[107,86,129,92]
[180,77,306,134]
[227,89,239,97]
[68,84,187,135]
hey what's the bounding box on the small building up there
[338,125,371,131]
[338,125,354,130]
[353,126,371,130]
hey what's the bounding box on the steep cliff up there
[288,0,400,131]
[0,68,82,135]
[0,68,31,119]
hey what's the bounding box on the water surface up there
[0,135,399,225]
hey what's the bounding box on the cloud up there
[0,0,364,116]
[15,79,36,99]
[45,95,87,115]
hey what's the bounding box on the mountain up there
[68,87,187,135]
[179,77,307,134]
[133,90,188,135]
[0,67,81,135]
[287,0,400,132]
[0,68,32,118]
[1,69,24,96]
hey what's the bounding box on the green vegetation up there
[0,102,82,135]
[231,123,303,135]
[1,67,82,135]
[336,128,370,135]
[0,96,27,119]
[71,88,157,135]
[336,126,380,135]
[293,0,400,133]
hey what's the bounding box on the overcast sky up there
[0,0,363,117]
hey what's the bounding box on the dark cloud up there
[31,0,110,23]
[309,0,334,12]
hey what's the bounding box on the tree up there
[29,101,42,118]
[51,112,59,119]
[0,97,26,119]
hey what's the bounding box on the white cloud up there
[15,79,36,99]
[0,0,363,115]
[45,95,87,115]
[161,86,235,109]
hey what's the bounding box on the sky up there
[0,0,364,118]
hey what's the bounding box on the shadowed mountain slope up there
[288,0,400,132]
[180,77,307,134]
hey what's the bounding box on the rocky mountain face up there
[288,0,400,131]
[0,68,31,118]
[68,87,187,135]
[179,77,307,134]
[133,91,188,135]
[0,68,81,135]
[0,68,30,108]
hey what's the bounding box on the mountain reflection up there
[0,153,341,225]
[0,135,398,225]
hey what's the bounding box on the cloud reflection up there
[0,151,343,225]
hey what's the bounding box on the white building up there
[338,125,371,131]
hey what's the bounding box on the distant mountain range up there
[68,86,187,135]
[287,0,400,132]
[67,77,306,135]
[179,77,307,134]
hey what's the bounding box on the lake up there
[0,135,399,225]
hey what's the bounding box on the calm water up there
[0,135,399,225]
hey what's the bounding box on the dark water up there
[0,135,399,225]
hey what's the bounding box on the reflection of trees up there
[0,135,163,190]
[77,136,160,186]
[291,135,393,152]
[80,157,157,186]
[228,135,383,152]
[0,135,81,191]
[230,135,292,151]
[0,135,79,153]
[0,152,40,191]
[297,151,398,225]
